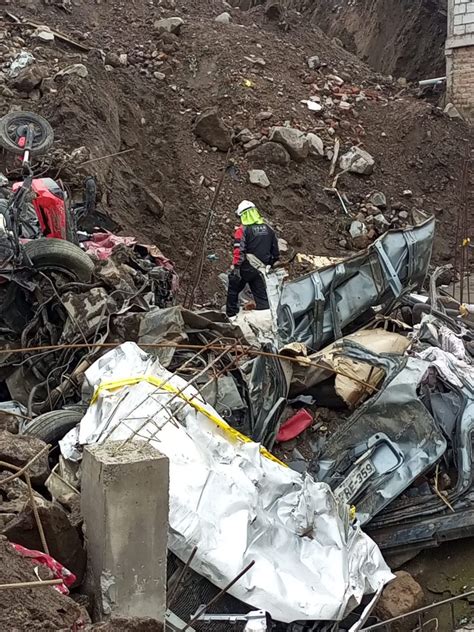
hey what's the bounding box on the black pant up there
[226,262,269,317]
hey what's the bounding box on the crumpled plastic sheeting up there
[60,342,393,623]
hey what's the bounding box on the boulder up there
[10,65,49,92]
[247,141,291,166]
[33,27,55,42]
[215,12,232,23]
[349,220,370,249]
[368,191,386,208]
[248,169,270,188]
[376,571,424,620]
[0,431,50,484]
[193,107,232,151]
[340,146,375,175]
[269,126,309,161]
[306,133,324,156]
[373,213,390,229]
[154,17,184,34]
[307,55,321,70]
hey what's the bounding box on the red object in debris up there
[276,409,314,443]
[13,177,67,239]
[10,543,77,594]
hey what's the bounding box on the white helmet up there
[236,200,255,217]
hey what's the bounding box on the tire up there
[0,111,54,156]
[22,410,83,445]
[23,238,94,282]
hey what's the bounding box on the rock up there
[403,189,413,197]
[256,110,273,122]
[340,146,375,175]
[3,503,86,584]
[376,571,424,620]
[55,63,88,79]
[10,65,49,92]
[373,213,390,229]
[153,71,166,80]
[306,132,324,156]
[349,220,367,239]
[235,128,255,144]
[215,11,232,23]
[307,55,320,70]
[444,103,463,119]
[154,17,184,34]
[33,27,55,42]
[368,191,386,208]
[119,53,128,66]
[247,141,291,166]
[248,169,270,188]
[350,220,371,249]
[269,126,309,161]
[105,52,121,68]
[398,210,409,220]
[243,139,261,152]
[278,238,289,253]
[193,107,232,151]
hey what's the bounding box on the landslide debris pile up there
[0,0,472,304]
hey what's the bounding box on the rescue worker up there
[226,200,279,317]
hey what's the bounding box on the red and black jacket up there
[232,223,280,267]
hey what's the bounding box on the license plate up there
[334,459,376,505]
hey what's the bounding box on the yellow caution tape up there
[91,376,286,466]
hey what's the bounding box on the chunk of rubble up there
[0,431,50,484]
[269,126,309,161]
[193,107,232,151]
[340,146,375,175]
[369,191,387,208]
[375,571,425,620]
[248,169,270,188]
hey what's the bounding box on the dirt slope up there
[0,0,472,304]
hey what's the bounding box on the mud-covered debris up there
[269,126,309,161]
[376,571,425,619]
[0,431,50,485]
[340,145,375,175]
[3,503,86,585]
[0,535,83,631]
[248,169,270,188]
[193,107,232,151]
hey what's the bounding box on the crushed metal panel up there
[313,344,447,525]
[277,217,435,350]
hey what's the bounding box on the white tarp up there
[60,342,393,623]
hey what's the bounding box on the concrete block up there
[455,4,467,12]
[82,441,169,623]
[462,12,474,23]
[455,14,464,24]
[454,24,467,34]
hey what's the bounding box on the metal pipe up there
[418,76,446,86]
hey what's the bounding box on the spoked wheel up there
[0,111,54,156]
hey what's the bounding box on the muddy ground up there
[0,0,473,306]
